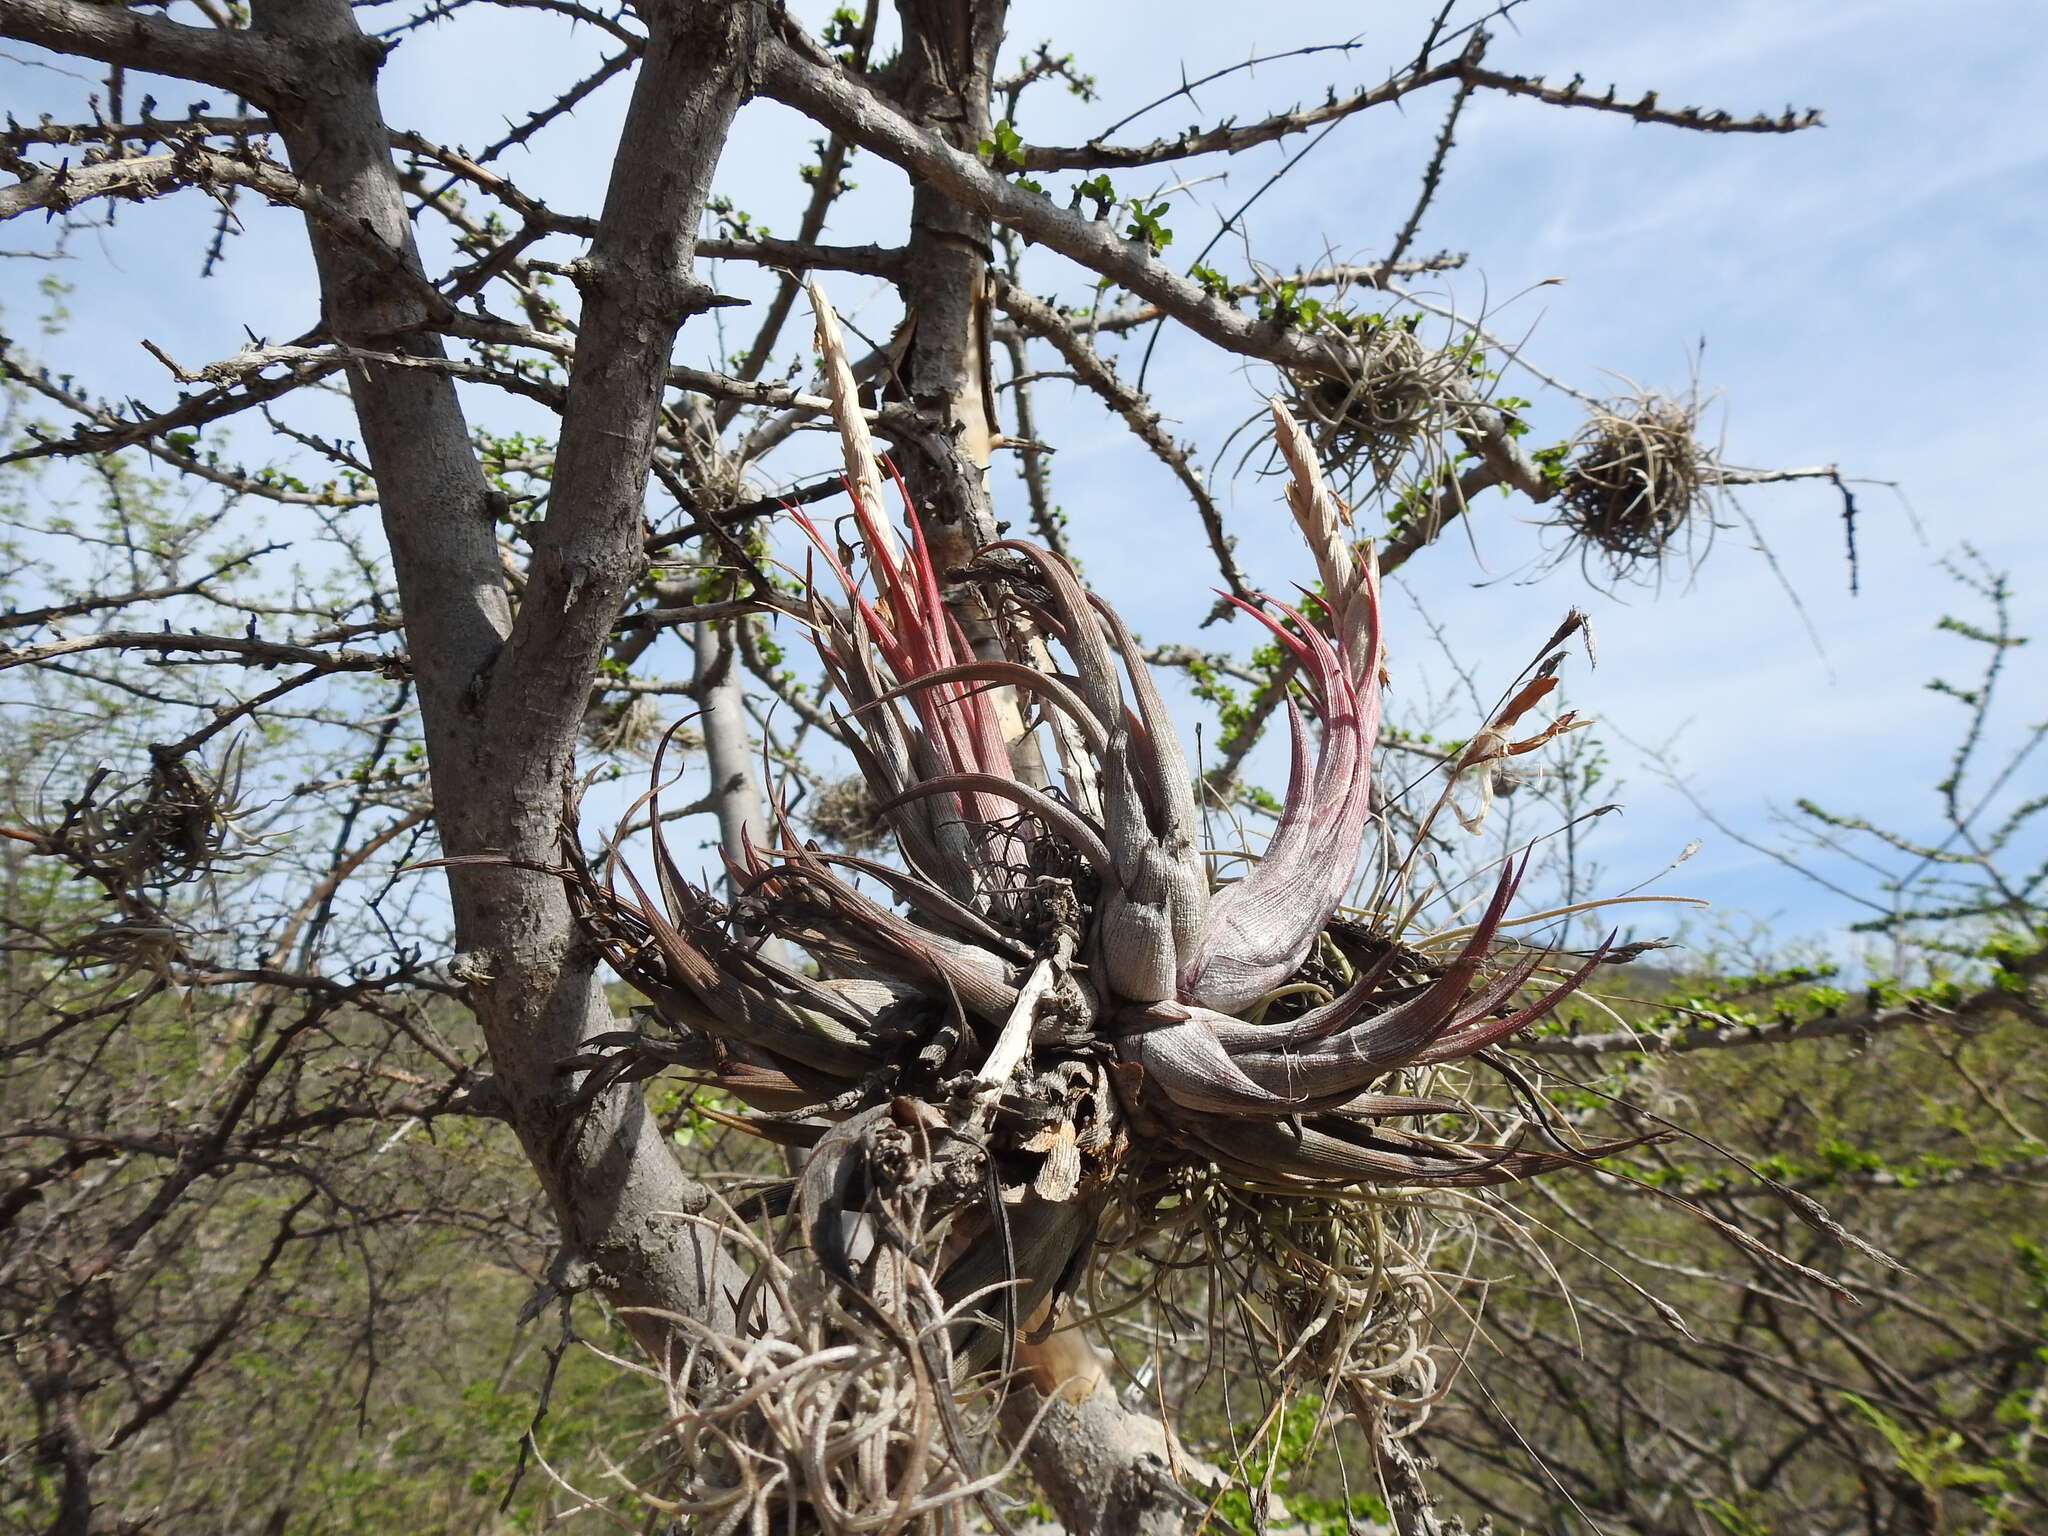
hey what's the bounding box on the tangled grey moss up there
[1554,392,1713,582]
[584,693,673,759]
[806,773,893,854]
[103,748,250,891]
[1278,322,1471,495]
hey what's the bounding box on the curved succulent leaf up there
[1178,428,1385,1011]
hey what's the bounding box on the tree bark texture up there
[247,0,766,1351]
[884,0,1059,790]
[893,0,1007,536]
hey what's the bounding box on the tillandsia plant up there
[520,294,1672,1530]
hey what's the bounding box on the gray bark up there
[0,0,285,97]
[243,0,765,1349]
[695,619,774,867]
[1000,1327,1208,1536]
[883,0,1056,791]
[892,0,1008,540]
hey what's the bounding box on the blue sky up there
[4,0,2042,961]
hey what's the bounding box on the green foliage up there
[819,5,862,56]
[978,118,1025,169]
[1698,1494,1777,1536]
[1253,279,1323,330]
[1122,196,1174,252]
[1444,966,2048,1529]
[1530,436,1574,486]
[1074,173,1118,220]
[1840,1392,2009,1500]
[1208,1397,1389,1536]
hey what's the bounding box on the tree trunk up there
[250,0,765,1354]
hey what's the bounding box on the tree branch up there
[996,278,1250,605]
[758,29,1550,498]
[245,0,751,1359]
[1521,977,2043,1058]
[1009,54,1819,171]
[0,0,293,101]
[1038,257,1469,340]
[0,627,401,677]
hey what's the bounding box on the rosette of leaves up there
[549,302,1647,1394]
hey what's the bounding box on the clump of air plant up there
[1554,390,1713,583]
[805,774,892,854]
[67,744,253,895]
[0,752,254,1006]
[1095,1152,1449,1446]
[583,693,671,759]
[626,1190,1027,1536]
[60,914,190,1002]
[3,748,246,984]
[1278,318,1470,494]
[533,289,1684,1529]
